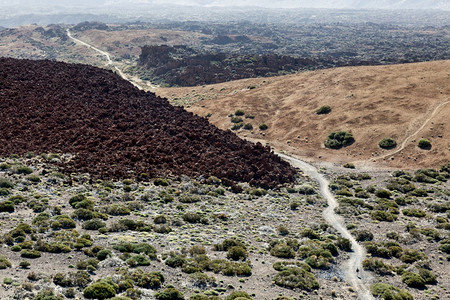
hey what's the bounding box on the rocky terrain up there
[0,58,296,189]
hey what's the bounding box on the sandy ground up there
[157,60,450,170]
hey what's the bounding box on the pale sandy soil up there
[157,60,450,170]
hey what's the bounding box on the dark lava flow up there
[0,58,296,188]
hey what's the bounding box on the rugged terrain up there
[0,58,295,188]
[158,60,450,170]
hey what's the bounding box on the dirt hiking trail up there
[279,153,375,300]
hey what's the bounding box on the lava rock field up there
[0,58,296,188]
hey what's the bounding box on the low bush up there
[131,269,164,289]
[82,219,106,230]
[370,283,413,300]
[324,131,354,149]
[402,208,426,218]
[226,291,252,300]
[183,212,202,223]
[21,249,41,259]
[0,200,14,213]
[259,123,268,130]
[273,266,319,290]
[234,109,245,116]
[316,105,331,114]
[155,287,185,300]
[214,239,245,252]
[418,138,431,149]
[227,246,248,261]
[402,272,426,289]
[154,178,169,186]
[355,230,374,242]
[379,138,397,149]
[270,243,295,259]
[0,178,14,188]
[0,255,11,269]
[83,282,116,299]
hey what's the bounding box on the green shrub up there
[375,189,391,199]
[83,282,116,299]
[371,210,397,222]
[33,289,64,300]
[154,215,167,224]
[324,131,354,149]
[16,166,33,174]
[227,246,248,261]
[418,268,437,284]
[231,116,243,124]
[379,138,397,149]
[0,188,10,196]
[355,230,373,242]
[270,243,295,258]
[183,212,201,223]
[370,283,413,300]
[316,105,331,114]
[155,287,185,300]
[72,208,94,221]
[259,123,268,130]
[21,249,41,259]
[362,258,394,275]
[27,175,41,183]
[402,272,426,289]
[0,200,14,213]
[226,291,252,300]
[438,243,450,254]
[83,219,106,230]
[243,123,253,130]
[400,249,426,263]
[96,249,112,261]
[154,178,169,186]
[214,239,245,251]
[231,123,243,130]
[127,254,151,267]
[165,252,186,268]
[402,208,426,218]
[131,269,164,289]
[234,109,245,116]
[418,138,431,149]
[273,267,319,290]
[0,255,12,269]
[0,178,14,188]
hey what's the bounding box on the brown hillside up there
[158,60,450,169]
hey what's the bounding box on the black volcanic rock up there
[0,58,296,188]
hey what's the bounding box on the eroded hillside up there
[158,60,450,170]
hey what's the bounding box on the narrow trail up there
[278,153,375,300]
[373,99,450,161]
[66,29,157,90]
[67,27,374,298]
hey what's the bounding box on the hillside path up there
[66,29,150,90]
[373,99,450,161]
[278,153,374,300]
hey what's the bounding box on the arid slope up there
[158,60,450,169]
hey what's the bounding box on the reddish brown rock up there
[0,58,296,188]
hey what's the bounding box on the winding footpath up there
[67,27,374,298]
[374,99,450,161]
[278,153,375,300]
[66,29,154,90]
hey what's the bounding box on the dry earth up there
[157,60,450,170]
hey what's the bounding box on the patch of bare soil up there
[0,58,296,188]
[158,60,450,170]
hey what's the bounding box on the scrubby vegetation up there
[324,131,355,149]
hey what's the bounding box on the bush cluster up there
[324,131,354,149]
